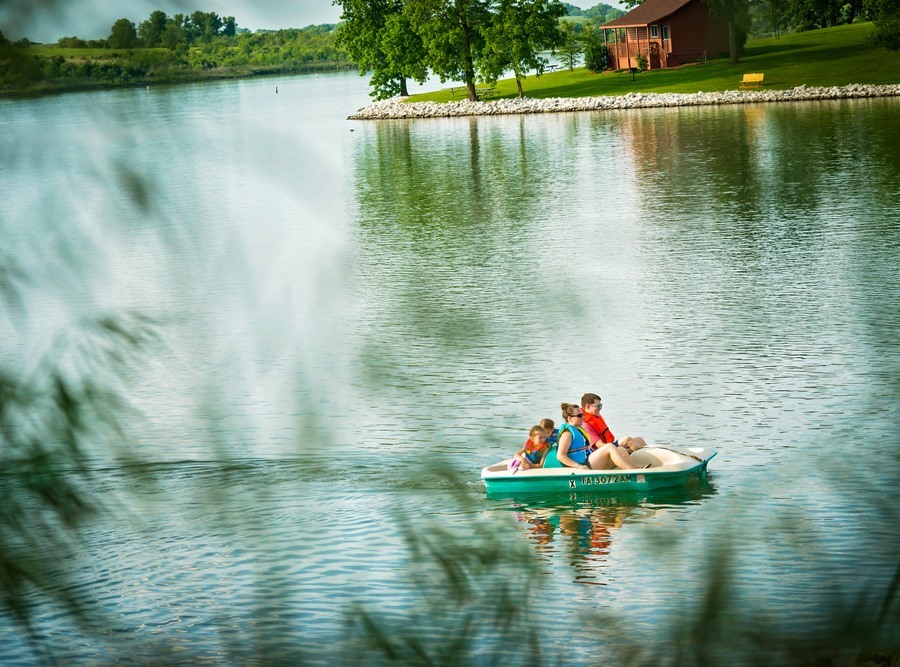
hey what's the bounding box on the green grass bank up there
[408,22,900,103]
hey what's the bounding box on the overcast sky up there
[3,1,341,43]
[2,0,609,44]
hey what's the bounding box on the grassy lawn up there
[27,45,171,59]
[409,22,900,103]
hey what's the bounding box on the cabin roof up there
[601,0,695,27]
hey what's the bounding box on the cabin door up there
[649,42,661,70]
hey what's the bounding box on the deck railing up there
[607,40,667,70]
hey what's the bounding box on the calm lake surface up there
[1,71,898,664]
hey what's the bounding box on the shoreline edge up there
[348,83,900,120]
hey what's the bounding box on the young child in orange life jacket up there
[509,425,552,472]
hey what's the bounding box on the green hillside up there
[409,22,900,102]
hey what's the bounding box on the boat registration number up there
[572,474,635,488]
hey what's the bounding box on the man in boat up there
[553,403,642,470]
[580,393,647,454]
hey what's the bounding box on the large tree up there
[582,24,610,71]
[761,0,790,38]
[404,0,492,101]
[222,16,238,38]
[556,19,582,70]
[789,0,845,28]
[866,0,900,50]
[108,18,138,49]
[190,11,223,43]
[377,12,429,96]
[703,0,750,63]
[335,0,427,99]
[138,10,168,47]
[482,0,566,98]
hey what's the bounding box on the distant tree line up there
[0,11,352,94]
[743,0,897,40]
[563,2,627,22]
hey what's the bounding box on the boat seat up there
[542,447,564,468]
[631,449,666,468]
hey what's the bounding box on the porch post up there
[603,29,610,68]
[625,28,631,69]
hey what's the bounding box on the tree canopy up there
[703,0,750,63]
[865,0,900,50]
[403,0,492,101]
[556,19,583,70]
[109,18,138,49]
[337,0,569,101]
[482,0,567,97]
[138,10,168,47]
[334,0,427,98]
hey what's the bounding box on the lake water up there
[1,71,898,664]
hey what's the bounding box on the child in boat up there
[511,425,551,471]
[540,418,558,446]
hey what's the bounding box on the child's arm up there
[533,444,550,468]
[513,448,534,470]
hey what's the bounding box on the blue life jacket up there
[523,444,545,464]
[557,423,593,465]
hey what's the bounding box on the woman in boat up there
[550,403,642,470]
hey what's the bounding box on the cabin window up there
[662,25,670,40]
[650,24,659,38]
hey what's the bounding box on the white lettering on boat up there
[579,474,635,486]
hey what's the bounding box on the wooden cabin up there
[600,0,730,70]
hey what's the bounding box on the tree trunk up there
[728,19,739,64]
[516,76,523,98]
[399,77,409,97]
[457,4,478,101]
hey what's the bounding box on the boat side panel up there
[484,466,706,496]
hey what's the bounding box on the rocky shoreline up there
[348,83,900,120]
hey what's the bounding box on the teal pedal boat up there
[481,446,717,497]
